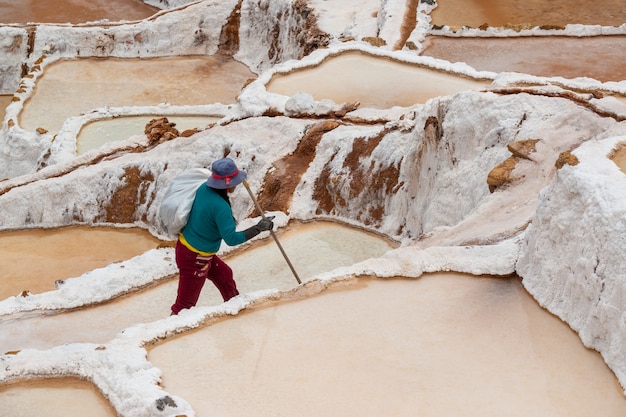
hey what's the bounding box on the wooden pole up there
[243,181,302,284]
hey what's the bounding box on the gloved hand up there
[243,215,275,240]
[256,215,275,232]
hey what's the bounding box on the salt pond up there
[0,378,116,417]
[0,95,10,132]
[266,51,490,109]
[3,221,624,416]
[611,145,626,175]
[429,0,626,28]
[1,0,626,415]
[19,56,255,134]
[0,221,396,353]
[77,115,222,154]
[0,226,162,300]
[422,35,626,83]
[149,274,626,417]
[0,0,158,24]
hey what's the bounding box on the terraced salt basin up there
[2,221,625,416]
[4,46,626,417]
[611,145,626,174]
[0,378,116,417]
[77,115,222,154]
[421,36,626,83]
[265,51,490,109]
[0,226,162,300]
[0,222,395,353]
[149,274,626,417]
[0,95,11,119]
[0,0,158,24]
[423,0,626,93]
[429,0,626,28]
[2,0,626,415]
[19,56,255,134]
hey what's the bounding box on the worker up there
[171,157,274,315]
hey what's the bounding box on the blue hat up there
[206,158,247,189]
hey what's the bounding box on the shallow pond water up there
[0,0,159,24]
[77,115,222,154]
[0,221,395,353]
[266,51,490,109]
[422,35,626,83]
[611,145,626,174]
[149,274,626,417]
[0,377,116,417]
[1,0,626,415]
[429,0,626,28]
[0,226,162,301]
[19,56,255,134]
[0,95,11,122]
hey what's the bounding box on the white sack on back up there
[158,168,210,239]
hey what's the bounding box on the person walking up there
[171,157,274,315]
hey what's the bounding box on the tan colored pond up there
[0,226,162,300]
[19,56,255,134]
[611,145,626,174]
[149,274,626,417]
[0,222,395,353]
[0,377,116,417]
[430,0,626,28]
[422,36,626,83]
[424,0,626,83]
[77,115,222,154]
[266,51,490,109]
[0,0,159,25]
[2,0,626,415]
[1,95,12,124]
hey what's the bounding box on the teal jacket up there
[180,185,247,253]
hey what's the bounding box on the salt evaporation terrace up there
[1,1,626,416]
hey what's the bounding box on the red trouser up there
[171,239,239,315]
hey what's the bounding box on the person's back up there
[181,185,245,254]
